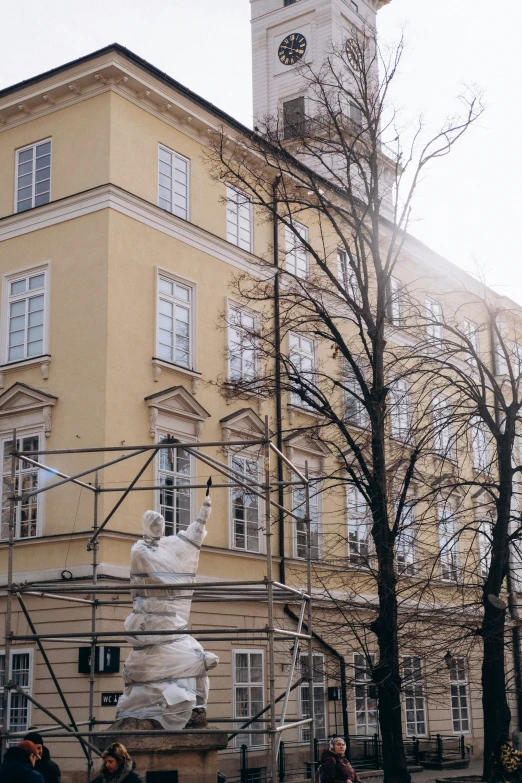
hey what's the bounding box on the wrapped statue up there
[116,492,218,730]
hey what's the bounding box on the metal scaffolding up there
[0,417,315,783]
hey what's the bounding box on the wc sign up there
[101,693,122,707]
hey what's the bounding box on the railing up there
[217,734,466,783]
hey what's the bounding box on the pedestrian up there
[0,740,44,782]
[91,743,142,783]
[319,737,360,783]
[24,732,61,783]
[497,735,522,782]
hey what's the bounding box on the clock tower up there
[251,0,391,125]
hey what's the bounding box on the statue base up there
[96,718,229,783]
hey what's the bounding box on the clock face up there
[346,38,363,71]
[278,33,307,66]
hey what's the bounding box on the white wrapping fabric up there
[116,497,218,729]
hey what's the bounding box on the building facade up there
[0,1,520,781]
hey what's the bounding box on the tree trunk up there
[482,601,511,780]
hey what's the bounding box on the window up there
[354,654,378,735]
[426,298,443,345]
[449,657,470,733]
[463,319,479,367]
[16,141,51,213]
[403,657,426,736]
[432,394,455,461]
[470,416,489,474]
[342,360,368,429]
[389,377,411,441]
[233,650,264,746]
[299,653,326,741]
[438,499,459,582]
[293,482,320,560]
[228,307,257,382]
[387,277,403,325]
[0,649,33,735]
[1,435,41,540]
[289,334,315,407]
[158,438,191,535]
[231,454,260,552]
[226,185,253,252]
[347,486,371,568]
[479,519,492,580]
[349,102,362,127]
[157,275,192,368]
[286,224,308,278]
[5,270,47,363]
[337,250,361,305]
[396,500,416,577]
[158,145,190,220]
[283,97,305,139]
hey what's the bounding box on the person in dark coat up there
[320,738,360,783]
[24,732,61,783]
[91,743,142,783]
[0,740,44,783]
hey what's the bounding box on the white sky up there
[1,0,521,304]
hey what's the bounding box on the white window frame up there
[479,519,492,580]
[347,486,372,568]
[0,432,43,541]
[227,303,259,383]
[232,648,265,747]
[285,223,308,279]
[449,657,470,734]
[289,334,316,409]
[396,500,417,577]
[15,139,52,213]
[293,480,321,561]
[337,249,361,306]
[387,276,403,325]
[155,432,193,537]
[432,394,456,461]
[438,499,460,582]
[158,144,190,221]
[155,270,196,371]
[354,653,378,736]
[0,648,34,736]
[426,297,443,346]
[389,377,412,442]
[299,652,327,742]
[226,185,253,253]
[463,319,479,367]
[470,416,490,474]
[342,358,368,429]
[403,656,427,737]
[1,265,50,365]
[230,452,262,553]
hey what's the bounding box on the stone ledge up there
[96,718,229,754]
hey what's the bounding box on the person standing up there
[23,732,60,783]
[91,743,142,783]
[0,740,44,782]
[320,738,361,783]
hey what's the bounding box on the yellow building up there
[0,3,520,780]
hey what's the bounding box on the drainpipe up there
[284,605,349,740]
[273,175,285,584]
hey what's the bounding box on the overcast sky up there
[1,0,521,304]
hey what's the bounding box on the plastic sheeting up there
[116,496,218,729]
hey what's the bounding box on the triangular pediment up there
[0,382,57,415]
[220,408,267,438]
[283,431,331,458]
[145,386,210,421]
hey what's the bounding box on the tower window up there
[284,0,300,5]
[283,97,305,140]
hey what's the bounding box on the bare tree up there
[205,30,482,783]
[408,292,522,777]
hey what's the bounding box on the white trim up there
[226,183,254,253]
[232,647,265,748]
[229,452,264,554]
[158,143,191,222]
[226,299,260,383]
[155,428,195,536]
[14,138,52,214]
[0,647,34,735]
[155,267,198,372]
[1,263,50,366]
[0,429,45,540]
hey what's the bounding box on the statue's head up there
[142,510,165,546]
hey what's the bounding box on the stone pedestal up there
[96,719,229,783]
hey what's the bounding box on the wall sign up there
[101,693,122,707]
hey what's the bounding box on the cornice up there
[0,183,271,279]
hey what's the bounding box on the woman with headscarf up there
[91,743,142,783]
[319,738,360,783]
